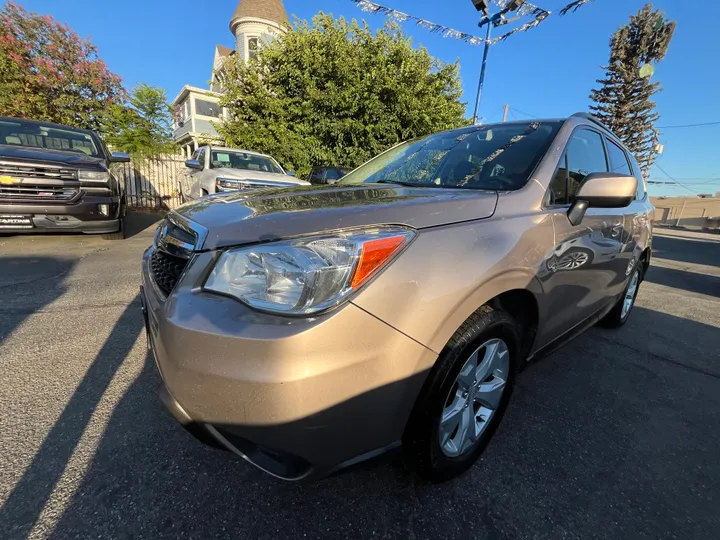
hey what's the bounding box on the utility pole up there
[470,0,549,123]
[502,104,509,122]
[471,22,492,125]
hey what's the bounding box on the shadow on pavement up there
[41,307,720,540]
[0,256,75,345]
[124,211,164,240]
[652,234,720,267]
[645,265,720,297]
[0,296,143,539]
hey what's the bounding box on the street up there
[1,217,719,540]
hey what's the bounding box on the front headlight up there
[78,170,111,182]
[204,227,415,315]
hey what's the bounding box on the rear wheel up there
[599,263,642,328]
[403,305,520,482]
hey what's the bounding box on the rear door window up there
[606,139,632,176]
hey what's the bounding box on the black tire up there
[403,305,521,483]
[102,218,125,241]
[599,262,643,328]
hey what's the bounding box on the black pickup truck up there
[0,117,130,239]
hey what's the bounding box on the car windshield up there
[341,121,562,191]
[0,119,102,158]
[210,150,284,174]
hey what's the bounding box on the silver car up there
[179,146,309,201]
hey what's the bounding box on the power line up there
[648,177,720,182]
[657,121,720,129]
[654,163,699,195]
[509,106,540,119]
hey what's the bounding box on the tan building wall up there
[650,197,720,231]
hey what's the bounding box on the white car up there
[179,146,309,201]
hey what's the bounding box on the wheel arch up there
[429,270,543,359]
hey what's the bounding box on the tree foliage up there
[0,1,124,131]
[217,13,468,177]
[104,84,176,159]
[589,3,675,174]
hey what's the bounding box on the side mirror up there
[286,170,296,177]
[567,173,638,226]
[109,152,130,163]
[185,159,203,170]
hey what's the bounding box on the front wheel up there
[403,305,520,482]
[599,264,642,328]
[102,218,125,241]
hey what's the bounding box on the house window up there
[195,99,221,118]
[248,37,259,61]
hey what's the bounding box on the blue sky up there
[16,0,720,196]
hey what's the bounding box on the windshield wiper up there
[375,179,427,187]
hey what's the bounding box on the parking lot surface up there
[1,216,719,540]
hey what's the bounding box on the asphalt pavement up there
[0,216,718,540]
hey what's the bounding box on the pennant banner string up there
[349,0,552,46]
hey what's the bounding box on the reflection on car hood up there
[173,184,498,250]
[0,144,106,169]
[211,167,309,185]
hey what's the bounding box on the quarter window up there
[628,153,646,200]
[549,129,608,205]
[196,147,206,168]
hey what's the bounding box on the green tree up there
[589,4,675,175]
[105,83,177,158]
[217,13,468,177]
[0,1,125,131]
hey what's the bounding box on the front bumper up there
[141,246,436,480]
[0,195,121,234]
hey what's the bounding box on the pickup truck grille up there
[0,162,77,181]
[0,185,79,200]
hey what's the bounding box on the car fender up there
[427,269,546,355]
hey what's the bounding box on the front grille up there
[149,217,199,296]
[150,249,189,296]
[0,162,77,181]
[0,185,78,200]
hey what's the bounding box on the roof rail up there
[570,112,614,134]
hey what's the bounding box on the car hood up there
[173,184,498,250]
[0,144,106,169]
[211,167,309,185]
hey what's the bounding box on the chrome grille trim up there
[0,185,79,200]
[148,213,207,299]
[0,161,77,181]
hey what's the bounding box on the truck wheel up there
[102,219,125,241]
[403,305,520,482]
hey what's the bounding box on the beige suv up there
[141,113,652,482]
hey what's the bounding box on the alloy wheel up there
[621,268,640,319]
[439,338,509,458]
